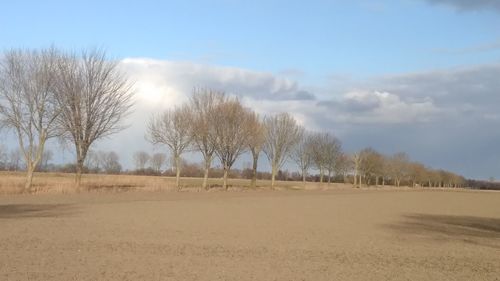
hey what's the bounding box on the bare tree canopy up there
[291,131,313,183]
[147,105,192,189]
[358,147,382,186]
[309,132,333,183]
[150,152,167,174]
[54,49,134,189]
[263,113,303,188]
[324,134,342,184]
[0,48,61,192]
[187,88,226,190]
[388,152,410,187]
[133,151,150,171]
[212,97,254,190]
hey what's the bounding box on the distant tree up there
[150,152,167,174]
[291,131,313,183]
[8,148,23,171]
[309,132,330,183]
[334,152,351,183]
[54,49,134,189]
[263,113,303,188]
[187,89,226,190]
[388,152,410,187]
[358,148,382,186]
[211,97,254,190]
[133,151,150,171]
[39,149,53,172]
[100,151,121,174]
[246,111,266,188]
[84,150,101,173]
[324,135,342,184]
[147,105,192,189]
[0,48,61,191]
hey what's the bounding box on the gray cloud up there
[313,63,500,179]
[422,0,500,12]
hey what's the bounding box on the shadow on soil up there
[387,214,500,247]
[0,204,77,219]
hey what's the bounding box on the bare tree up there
[352,152,362,187]
[246,111,266,188]
[0,48,61,192]
[187,88,226,190]
[324,135,342,184]
[100,151,122,174]
[291,131,313,183]
[147,105,192,190]
[309,132,330,183]
[212,98,254,190]
[263,113,303,189]
[133,151,150,171]
[334,152,351,183]
[54,49,134,189]
[84,150,100,173]
[388,152,409,187]
[39,149,53,171]
[358,147,381,186]
[150,152,167,174]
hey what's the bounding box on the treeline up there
[143,88,468,190]
[0,47,476,192]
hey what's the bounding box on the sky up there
[1,0,500,179]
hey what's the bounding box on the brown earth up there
[0,189,499,280]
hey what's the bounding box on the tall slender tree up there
[263,113,303,189]
[0,48,61,192]
[212,98,253,190]
[147,105,192,190]
[187,88,226,190]
[54,49,134,190]
[246,111,266,188]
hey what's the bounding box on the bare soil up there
[0,189,499,280]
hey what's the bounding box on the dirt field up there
[0,189,499,280]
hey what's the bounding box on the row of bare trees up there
[1,47,468,192]
[0,47,133,192]
[351,149,466,188]
[146,88,467,190]
[145,89,296,190]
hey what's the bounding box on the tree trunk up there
[319,168,324,184]
[223,167,229,190]
[327,170,331,184]
[353,171,357,187]
[382,177,385,186]
[251,152,259,189]
[202,158,210,191]
[175,155,181,191]
[358,174,362,186]
[75,157,84,191]
[24,163,35,193]
[302,170,306,184]
[271,163,277,189]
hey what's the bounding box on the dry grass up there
[0,171,350,194]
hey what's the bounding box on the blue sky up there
[2,0,500,179]
[2,0,499,78]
